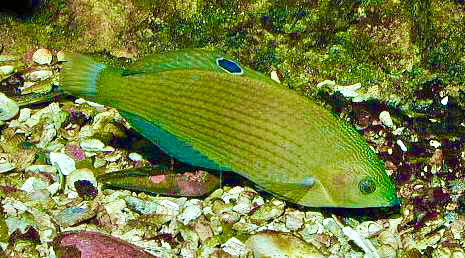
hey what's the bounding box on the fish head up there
[296,158,399,208]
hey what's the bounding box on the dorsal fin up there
[122,49,274,83]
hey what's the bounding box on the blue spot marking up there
[216,58,243,75]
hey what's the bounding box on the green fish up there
[61,49,399,208]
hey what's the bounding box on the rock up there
[221,237,250,257]
[0,65,14,75]
[0,55,16,62]
[270,70,281,83]
[128,152,143,162]
[52,231,156,258]
[245,231,325,257]
[20,177,49,193]
[54,203,97,228]
[56,51,66,62]
[64,143,86,161]
[249,199,285,225]
[284,209,305,231]
[80,138,106,152]
[179,199,202,225]
[24,70,53,81]
[65,168,97,194]
[342,226,380,258]
[379,111,394,128]
[0,93,19,121]
[49,152,76,176]
[32,48,52,65]
[17,108,31,122]
[0,162,15,173]
[25,165,58,174]
[396,139,408,152]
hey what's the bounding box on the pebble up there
[24,70,53,81]
[128,152,143,162]
[0,55,16,62]
[53,231,156,257]
[317,80,336,88]
[56,51,66,62]
[65,168,97,193]
[32,48,53,65]
[54,203,96,228]
[221,237,250,257]
[20,177,49,193]
[0,93,19,121]
[342,226,379,258]
[49,152,76,176]
[429,140,441,148]
[246,231,324,257]
[270,70,281,83]
[440,96,448,106]
[178,199,202,225]
[250,199,285,225]
[396,139,408,152]
[0,162,15,173]
[0,65,14,75]
[80,138,106,152]
[17,108,31,122]
[335,83,361,98]
[379,111,394,128]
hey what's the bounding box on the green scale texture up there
[61,49,398,208]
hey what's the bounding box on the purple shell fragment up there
[53,231,157,258]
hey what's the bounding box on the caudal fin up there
[60,54,106,101]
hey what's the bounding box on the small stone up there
[396,139,407,152]
[54,203,97,228]
[379,111,394,128]
[284,209,305,231]
[221,237,250,257]
[250,199,285,225]
[20,177,49,193]
[17,108,31,122]
[441,96,448,106]
[25,165,58,174]
[0,162,15,173]
[355,221,384,238]
[80,138,106,152]
[342,226,380,258]
[25,70,53,81]
[429,140,441,148]
[66,168,97,193]
[270,70,281,83]
[49,152,76,176]
[0,55,16,62]
[246,232,324,257]
[53,231,156,257]
[335,83,361,97]
[0,93,19,121]
[0,65,14,75]
[179,199,202,225]
[32,48,52,65]
[56,51,66,62]
[317,80,336,88]
[128,152,143,162]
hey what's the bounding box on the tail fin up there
[60,54,106,101]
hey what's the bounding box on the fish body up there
[61,49,398,208]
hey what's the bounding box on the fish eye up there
[216,58,243,75]
[358,177,376,194]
